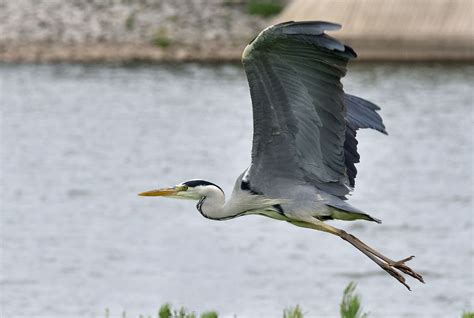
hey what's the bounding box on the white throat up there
[196,185,227,219]
[195,185,284,221]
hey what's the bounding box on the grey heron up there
[139,21,424,290]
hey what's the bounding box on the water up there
[1,63,472,318]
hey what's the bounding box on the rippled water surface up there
[1,63,473,317]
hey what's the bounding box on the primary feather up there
[242,21,385,204]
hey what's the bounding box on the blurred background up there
[1,0,473,317]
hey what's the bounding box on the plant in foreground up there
[106,282,472,317]
[340,282,369,318]
[158,303,217,318]
[283,304,304,318]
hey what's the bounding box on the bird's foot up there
[338,230,424,290]
[389,256,425,284]
[377,255,424,290]
[379,262,412,290]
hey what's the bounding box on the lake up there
[1,62,473,317]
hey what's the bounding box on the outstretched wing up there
[242,21,359,198]
[344,93,387,188]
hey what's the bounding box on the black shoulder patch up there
[240,180,260,195]
[241,180,285,215]
[183,180,223,193]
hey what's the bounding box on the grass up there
[158,303,217,318]
[104,304,218,318]
[105,283,473,318]
[125,12,135,30]
[340,282,369,318]
[246,0,284,17]
[104,283,364,318]
[151,28,172,48]
[283,305,304,318]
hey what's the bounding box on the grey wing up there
[242,21,357,198]
[344,93,387,188]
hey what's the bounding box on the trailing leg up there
[290,218,424,290]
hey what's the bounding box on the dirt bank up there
[0,0,271,63]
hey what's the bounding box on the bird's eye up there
[180,185,188,191]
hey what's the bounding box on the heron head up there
[138,179,223,201]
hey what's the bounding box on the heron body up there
[140,21,424,289]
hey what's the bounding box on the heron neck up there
[197,191,235,220]
[197,189,282,221]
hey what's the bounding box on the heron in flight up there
[139,21,424,289]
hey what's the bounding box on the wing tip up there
[278,20,342,35]
[245,21,356,60]
[344,45,358,59]
[282,20,342,30]
[275,21,356,58]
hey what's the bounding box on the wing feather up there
[242,21,385,198]
[343,94,387,187]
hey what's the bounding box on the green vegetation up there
[167,15,179,23]
[105,283,472,318]
[283,305,304,318]
[125,12,135,30]
[105,304,218,318]
[246,0,284,17]
[199,312,218,318]
[340,282,369,318]
[151,28,172,48]
[158,303,218,318]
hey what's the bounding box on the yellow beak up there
[138,187,178,197]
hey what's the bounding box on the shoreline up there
[2,42,473,64]
[0,43,243,64]
[1,0,472,64]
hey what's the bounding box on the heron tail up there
[327,205,382,223]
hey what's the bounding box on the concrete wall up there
[274,0,473,60]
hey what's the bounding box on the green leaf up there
[283,305,304,318]
[159,303,172,318]
[340,282,369,318]
[200,312,219,318]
